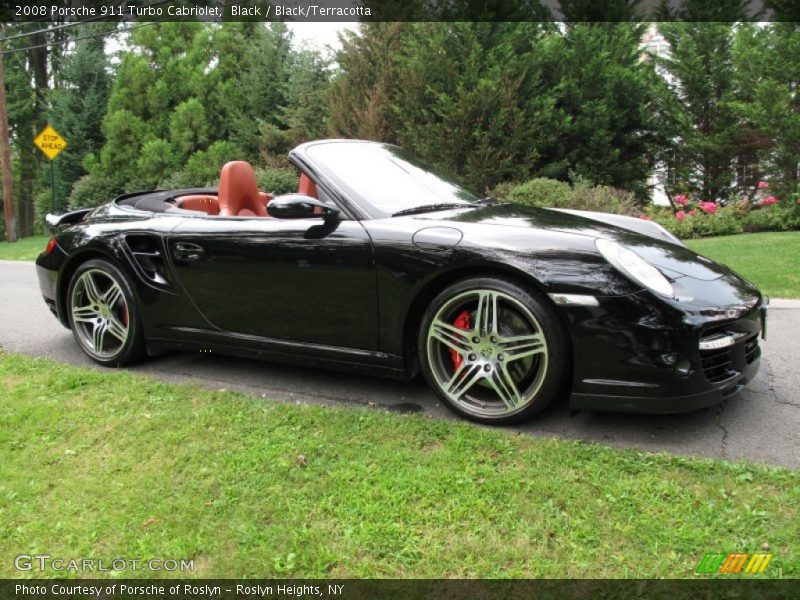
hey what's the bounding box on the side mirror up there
[267,194,340,221]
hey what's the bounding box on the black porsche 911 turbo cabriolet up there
[36,139,767,424]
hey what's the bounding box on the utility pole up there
[0,49,16,243]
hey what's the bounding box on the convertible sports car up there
[36,139,767,424]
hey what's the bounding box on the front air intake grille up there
[744,334,759,365]
[700,346,738,383]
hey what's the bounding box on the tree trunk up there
[17,29,49,237]
[0,52,16,242]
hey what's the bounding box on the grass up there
[0,352,798,579]
[0,235,49,261]
[686,232,800,298]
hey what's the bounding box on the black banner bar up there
[2,0,799,24]
[2,580,800,600]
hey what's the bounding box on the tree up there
[655,22,742,200]
[219,23,294,158]
[328,23,407,142]
[732,23,800,200]
[391,23,558,190]
[83,22,330,195]
[97,109,153,189]
[1,23,50,236]
[88,23,219,192]
[536,23,657,196]
[169,98,210,161]
[48,31,112,208]
[260,48,332,161]
[329,22,657,195]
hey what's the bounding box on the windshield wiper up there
[392,203,474,217]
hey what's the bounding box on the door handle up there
[173,242,205,261]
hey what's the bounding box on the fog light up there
[675,359,692,376]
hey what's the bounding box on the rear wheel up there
[67,259,145,366]
[419,276,568,424]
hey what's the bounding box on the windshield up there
[305,142,480,217]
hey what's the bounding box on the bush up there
[492,177,640,216]
[493,178,572,208]
[648,196,800,240]
[651,207,743,239]
[742,204,800,233]
[255,166,298,195]
[741,206,780,233]
[33,188,52,235]
[69,173,121,208]
[569,181,640,215]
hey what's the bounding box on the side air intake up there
[124,234,171,286]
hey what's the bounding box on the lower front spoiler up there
[569,358,760,415]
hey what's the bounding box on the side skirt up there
[147,326,409,380]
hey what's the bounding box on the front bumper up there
[563,291,765,414]
[570,357,760,414]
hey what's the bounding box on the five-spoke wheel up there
[67,259,144,366]
[420,277,568,424]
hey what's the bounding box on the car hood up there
[416,203,730,281]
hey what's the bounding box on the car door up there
[167,214,379,351]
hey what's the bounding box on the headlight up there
[595,238,674,297]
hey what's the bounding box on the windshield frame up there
[290,139,480,220]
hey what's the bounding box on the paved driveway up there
[1,259,798,468]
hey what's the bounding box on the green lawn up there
[0,351,797,579]
[686,232,800,299]
[0,234,49,261]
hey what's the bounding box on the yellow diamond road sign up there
[34,124,67,160]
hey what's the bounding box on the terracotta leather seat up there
[298,172,326,214]
[218,161,268,217]
[298,173,318,198]
[176,195,220,215]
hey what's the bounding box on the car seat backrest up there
[176,195,220,215]
[218,161,268,217]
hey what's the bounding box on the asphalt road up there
[2,259,799,468]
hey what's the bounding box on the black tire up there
[66,258,146,367]
[418,276,569,425]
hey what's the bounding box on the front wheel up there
[419,276,569,425]
[67,259,145,367]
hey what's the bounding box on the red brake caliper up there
[450,310,473,369]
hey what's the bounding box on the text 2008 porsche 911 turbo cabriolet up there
[36,139,767,424]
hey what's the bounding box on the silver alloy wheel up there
[426,289,549,418]
[70,269,130,359]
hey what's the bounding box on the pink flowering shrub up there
[640,186,800,239]
[698,201,717,214]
